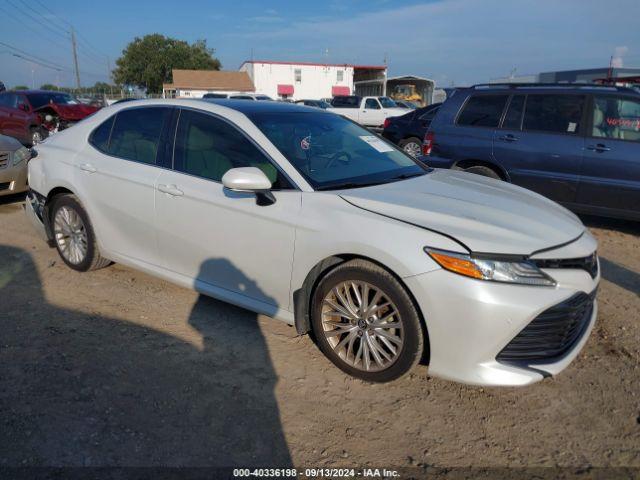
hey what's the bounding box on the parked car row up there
[0,90,100,146]
[326,95,407,128]
[25,98,599,385]
[421,83,640,221]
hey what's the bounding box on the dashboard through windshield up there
[249,111,428,190]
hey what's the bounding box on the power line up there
[6,0,70,41]
[16,0,70,33]
[0,41,69,71]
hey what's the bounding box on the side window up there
[16,95,29,111]
[523,94,584,135]
[2,93,18,109]
[592,96,640,142]
[365,98,381,110]
[108,107,170,165]
[89,115,115,153]
[173,110,291,189]
[457,95,508,127]
[501,95,525,130]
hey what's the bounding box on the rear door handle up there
[498,134,518,142]
[157,184,184,197]
[587,143,611,152]
[79,163,97,173]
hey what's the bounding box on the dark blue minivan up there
[423,84,640,220]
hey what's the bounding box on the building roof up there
[241,60,386,70]
[164,69,255,91]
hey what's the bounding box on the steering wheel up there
[325,151,352,169]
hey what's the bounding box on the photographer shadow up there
[0,246,291,467]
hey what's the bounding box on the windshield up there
[26,92,78,108]
[379,97,397,108]
[249,112,427,190]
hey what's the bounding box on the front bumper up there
[404,260,599,386]
[419,154,455,169]
[25,190,50,243]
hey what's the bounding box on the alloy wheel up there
[32,130,43,145]
[403,141,421,158]
[321,281,404,372]
[53,206,88,265]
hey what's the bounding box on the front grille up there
[0,152,9,169]
[533,252,598,278]
[497,290,596,364]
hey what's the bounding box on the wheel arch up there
[293,253,430,364]
[453,159,510,181]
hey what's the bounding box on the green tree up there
[113,34,221,94]
[40,84,60,91]
[12,85,28,91]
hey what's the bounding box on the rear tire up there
[311,259,424,383]
[49,194,110,272]
[399,137,422,158]
[464,165,501,180]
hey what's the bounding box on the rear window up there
[457,95,508,127]
[107,107,170,164]
[522,94,584,134]
[331,96,360,108]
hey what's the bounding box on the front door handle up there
[79,163,97,173]
[498,134,518,142]
[587,143,611,152]
[157,184,184,197]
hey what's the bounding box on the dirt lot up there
[0,194,638,473]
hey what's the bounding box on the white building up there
[240,60,387,101]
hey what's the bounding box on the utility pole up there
[71,28,81,89]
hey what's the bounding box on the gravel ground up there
[0,195,638,474]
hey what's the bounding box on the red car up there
[0,90,100,146]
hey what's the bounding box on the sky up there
[1,0,639,89]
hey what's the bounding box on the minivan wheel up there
[50,194,110,272]
[399,137,422,158]
[311,259,424,382]
[464,165,501,180]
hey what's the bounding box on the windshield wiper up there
[388,172,426,181]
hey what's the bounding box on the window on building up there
[592,95,640,142]
[294,69,302,84]
[337,70,344,82]
[107,107,171,165]
[173,109,291,188]
[523,94,585,134]
[457,94,509,127]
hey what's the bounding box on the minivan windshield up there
[249,112,428,190]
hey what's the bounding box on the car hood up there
[35,103,99,120]
[385,108,409,117]
[339,169,585,256]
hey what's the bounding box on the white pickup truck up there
[326,96,407,129]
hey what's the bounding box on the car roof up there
[467,83,639,95]
[200,98,322,114]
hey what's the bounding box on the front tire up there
[49,194,110,272]
[311,259,424,382]
[29,127,47,147]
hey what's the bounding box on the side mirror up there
[222,167,276,206]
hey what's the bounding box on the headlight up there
[12,147,30,166]
[425,248,556,287]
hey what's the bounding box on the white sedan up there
[26,99,599,385]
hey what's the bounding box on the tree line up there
[10,34,221,95]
